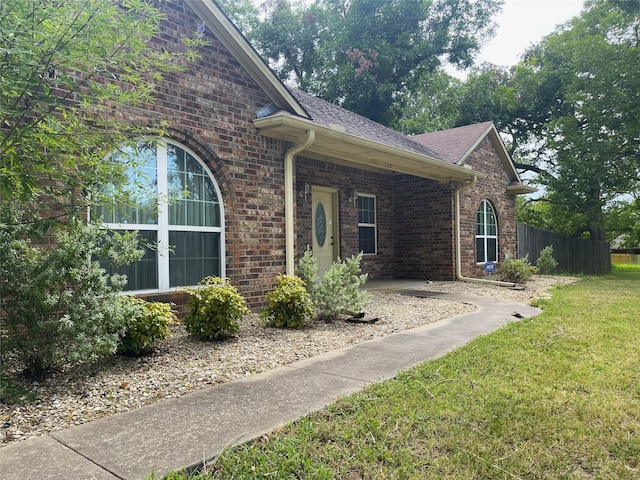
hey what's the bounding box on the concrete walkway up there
[0,286,542,480]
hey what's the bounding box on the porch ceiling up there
[254,114,487,183]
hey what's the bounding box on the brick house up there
[98,0,534,309]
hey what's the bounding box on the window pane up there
[169,231,221,287]
[487,238,498,262]
[358,196,375,224]
[102,230,158,291]
[167,147,220,227]
[476,207,484,235]
[93,145,158,225]
[359,226,376,254]
[476,237,485,263]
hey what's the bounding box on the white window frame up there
[357,194,377,255]
[93,139,225,293]
[476,199,498,264]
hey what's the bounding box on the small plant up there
[182,277,249,341]
[500,254,538,284]
[0,374,38,405]
[298,248,370,322]
[117,297,176,356]
[261,275,314,329]
[536,245,558,274]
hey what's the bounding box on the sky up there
[476,0,585,68]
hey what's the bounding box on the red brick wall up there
[459,137,518,278]
[393,175,457,280]
[106,1,290,308]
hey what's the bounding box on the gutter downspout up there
[284,130,316,276]
[454,177,516,287]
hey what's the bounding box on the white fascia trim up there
[254,114,487,182]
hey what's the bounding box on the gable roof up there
[190,1,485,184]
[412,122,536,194]
[412,122,495,165]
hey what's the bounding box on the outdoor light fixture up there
[299,182,311,203]
[348,188,359,207]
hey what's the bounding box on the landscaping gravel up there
[0,275,575,447]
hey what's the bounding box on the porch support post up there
[284,130,316,276]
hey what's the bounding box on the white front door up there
[312,188,338,277]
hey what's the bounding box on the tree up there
[518,0,640,241]
[247,0,502,125]
[395,70,463,134]
[452,1,639,242]
[0,0,204,218]
[605,197,640,248]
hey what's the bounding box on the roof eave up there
[507,185,537,195]
[188,1,309,118]
[254,114,487,183]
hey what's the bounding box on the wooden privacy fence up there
[517,223,611,275]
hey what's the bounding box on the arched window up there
[92,140,225,291]
[476,200,497,264]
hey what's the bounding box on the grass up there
[169,265,640,479]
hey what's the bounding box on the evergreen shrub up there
[261,275,314,329]
[536,245,558,274]
[118,297,176,356]
[500,254,538,284]
[0,213,143,379]
[182,277,249,340]
[298,247,370,322]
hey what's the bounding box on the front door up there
[312,187,338,277]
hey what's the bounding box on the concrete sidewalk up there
[0,289,541,480]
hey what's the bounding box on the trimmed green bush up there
[261,275,314,329]
[298,247,370,322]
[182,277,249,341]
[500,254,538,284]
[118,297,176,356]
[536,245,558,274]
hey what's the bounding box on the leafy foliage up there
[298,248,370,322]
[118,297,176,356]
[182,277,249,341]
[241,0,502,125]
[0,0,205,218]
[261,275,314,329]
[458,1,640,242]
[0,210,143,379]
[536,245,558,275]
[499,254,538,284]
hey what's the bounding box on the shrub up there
[182,277,249,341]
[261,275,314,329]
[297,246,320,301]
[0,212,143,379]
[536,245,558,274]
[298,248,370,322]
[500,254,538,284]
[118,297,176,356]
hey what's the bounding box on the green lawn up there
[169,265,640,479]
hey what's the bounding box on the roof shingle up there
[288,88,442,160]
[411,122,495,164]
